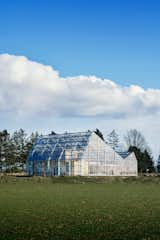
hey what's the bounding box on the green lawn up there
[0,176,160,240]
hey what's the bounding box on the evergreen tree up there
[26,131,39,154]
[4,134,15,171]
[12,129,28,170]
[107,130,119,150]
[94,129,104,141]
[129,146,155,173]
[157,155,160,173]
[0,130,10,171]
[49,131,56,135]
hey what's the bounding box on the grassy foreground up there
[0,176,160,240]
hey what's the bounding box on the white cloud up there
[0,53,160,119]
[1,54,160,157]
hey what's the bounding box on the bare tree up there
[124,129,148,152]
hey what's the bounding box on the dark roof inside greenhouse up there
[28,131,92,161]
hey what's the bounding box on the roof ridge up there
[41,131,92,138]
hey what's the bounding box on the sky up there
[0,0,160,157]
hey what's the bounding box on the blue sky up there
[1,0,160,88]
[0,0,160,156]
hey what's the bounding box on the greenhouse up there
[27,131,138,176]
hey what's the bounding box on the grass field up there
[0,176,160,240]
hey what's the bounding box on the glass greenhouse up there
[27,131,137,176]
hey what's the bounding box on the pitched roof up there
[28,131,92,161]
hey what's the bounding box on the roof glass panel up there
[28,131,92,161]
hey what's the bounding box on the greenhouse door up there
[66,162,70,176]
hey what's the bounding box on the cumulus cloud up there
[0,53,160,118]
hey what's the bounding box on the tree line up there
[0,129,39,172]
[0,128,156,173]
